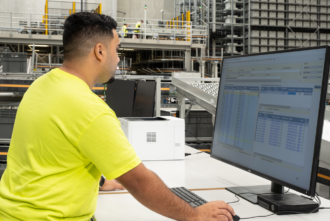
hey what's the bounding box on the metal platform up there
[0,33,192,50]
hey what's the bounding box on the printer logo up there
[147,132,156,142]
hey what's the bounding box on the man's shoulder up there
[24,69,112,120]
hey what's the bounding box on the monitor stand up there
[226,182,284,204]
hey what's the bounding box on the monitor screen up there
[211,47,329,195]
[105,80,136,118]
[132,81,156,117]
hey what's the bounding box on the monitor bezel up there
[210,46,330,197]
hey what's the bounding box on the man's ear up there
[94,43,104,61]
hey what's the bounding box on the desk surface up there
[95,146,330,221]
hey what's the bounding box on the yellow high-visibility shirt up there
[0,68,141,220]
[122,25,127,37]
[134,22,141,33]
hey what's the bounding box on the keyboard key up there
[189,202,197,207]
[170,187,208,208]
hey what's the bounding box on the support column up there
[194,0,197,26]
[212,0,216,57]
[201,47,206,58]
[185,49,191,71]
[201,61,205,80]
[215,61,218,78]
[177,93,186,119]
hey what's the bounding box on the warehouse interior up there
[0,0,330,220]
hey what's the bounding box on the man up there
[0,12,235,221]
[121,23,128,38]
[134,19,144,38]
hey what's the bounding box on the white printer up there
[119,116,185,161]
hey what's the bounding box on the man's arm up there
[100,179,125,191]
[116,163,235,221]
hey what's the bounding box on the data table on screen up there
[218,86,259,151]
[255,113,309,154]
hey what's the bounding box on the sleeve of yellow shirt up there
[77,112,141,180]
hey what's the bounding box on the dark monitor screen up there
[211,46,330,197]
[133,81,156,117]
[105,80,136,118]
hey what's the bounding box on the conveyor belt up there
[172,77,220,115]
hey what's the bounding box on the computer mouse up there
[232,215,240,221]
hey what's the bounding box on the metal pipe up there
[194,0,197,26]
[147,68,156,73]
[142,68,153,74]
[212,0,216,57]
[31,44,36,73]
[0,139,11,144]
[80,0,87,12]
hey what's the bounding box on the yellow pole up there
[182,14,184,29]
[99,3,102,14]
[69,9,72,15]
[177,16,179,29]
[73,2,76,13]
[167,21,169,28]
[187,11,190,41]
[45,0,48,35]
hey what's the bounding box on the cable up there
[226,194,240,205]
[185,152,203,157]
[226,188,290,205]
[240,214,274,220]
[185,130,209,147]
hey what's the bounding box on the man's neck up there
[60,61,95,89]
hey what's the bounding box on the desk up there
[95,146,330,220]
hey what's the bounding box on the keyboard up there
[170,187,208,207]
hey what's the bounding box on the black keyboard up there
[170,187,208,208]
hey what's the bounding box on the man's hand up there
[195,201,235,221]
[99,179,125,191]
[116,163,235,221]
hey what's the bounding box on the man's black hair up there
[63,12,117,60]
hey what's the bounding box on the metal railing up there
[0,12,208,44]
[0,12,65,36]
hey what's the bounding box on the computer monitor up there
[132,81,156,117]
[211,46,330,204]
[105,80,136,118]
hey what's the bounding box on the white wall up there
[0,0,174,25]
[0,0,116,15]
[0,0,44,14]
[117,0,175,21]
